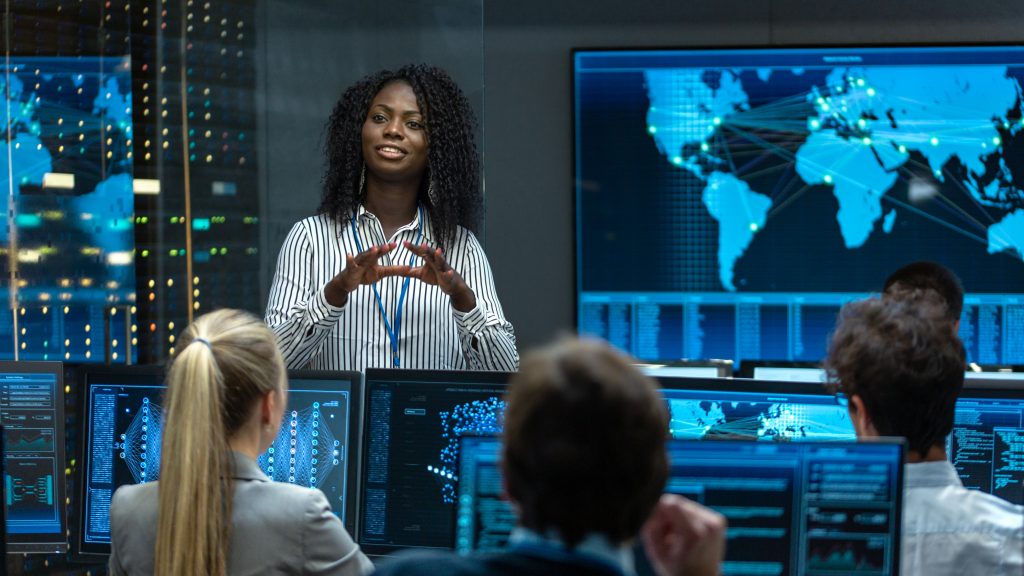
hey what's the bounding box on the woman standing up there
[266,65,517,371]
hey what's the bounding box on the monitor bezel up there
[75,364,166,556]
[571,44,1024,365]
[357,368,512,556]
[0,360,67,554]
[452,433,504,555]
[654,375,833,395]
[737,360,825,380]
[75,365,362,556]
[662,436,906,576]
[285,369,363,538]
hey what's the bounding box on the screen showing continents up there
[576,47,1024,365]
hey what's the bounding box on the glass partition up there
[1,0,484,366]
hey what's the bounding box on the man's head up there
[882,261,964,326]
[502,338,669,548]
[825,295,965,458]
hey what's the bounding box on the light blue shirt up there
[508,527,635,576]
[901,460,1024,576]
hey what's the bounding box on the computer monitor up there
[964,371,1024,381]
[655,376,856,441]
[0,361,67,554]
[575,46,1024,367]
[949,382,1024,505]
[638,360,733,378]
[738,361,827,382]
[454,435,905,576]
[77,366,361,555]
[665,439,904,576]
[358,369,511,555]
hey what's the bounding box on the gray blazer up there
[108,451,374,576]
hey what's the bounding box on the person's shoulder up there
[237,479,330,512]
[294,213,340,233]
[375,549,619,576]
[111,481,158,509]
[373,550,487,576]
[956,488,1024,532]
[374,550,555,576]
[110,481,160,531]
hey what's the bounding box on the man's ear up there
[848,394,879,438]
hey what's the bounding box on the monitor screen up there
[665,440,904,576]
[0,361,67,553]
[574,46,1024,367]
[964,371,1024,381]
[656,377,856,441]
[78,367,361,555]
[454,435,511,555]
[639,365,727,378]
[358,369,511,555]
[454,435,905,576]
[753,367,828,383]
[949,384,1024,505]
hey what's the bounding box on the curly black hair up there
[319,64,482,249]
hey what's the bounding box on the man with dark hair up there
[882,260,964,328]
[825,295,1022,576]
[375,338,725,576]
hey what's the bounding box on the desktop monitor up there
[0,361,67,554]
[455,435,905,576]
[655,376,856,441]
[949,381,1024,505]
[738,361,827,382]
[575,46,1024,367]
[77,366,361,555]
[638,359,733,378]
[358,369,511,555]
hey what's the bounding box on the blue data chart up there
[665,440,904,576]
[0,366,67,553]
[660,386,856,441]
[80,372,356,553]
[359,369,511,554]
[949,391,1024,505]
[576,46,1024,366]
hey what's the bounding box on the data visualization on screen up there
[575,46,1024,366]
[657,378,856,441]
[454,435,512,555]
[78,367,360,554]
[454,436,905,576]
[666,440,904,576]
[0,362,67,553]
[358,369,511,555]
[949,384,1024,505]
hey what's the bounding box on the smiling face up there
[361,80,428,186]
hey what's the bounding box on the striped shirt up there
[265,206,518,372]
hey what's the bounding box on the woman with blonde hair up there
[108,309,372,576]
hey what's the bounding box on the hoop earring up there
[427,179,438,207]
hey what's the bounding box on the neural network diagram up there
[258,401,342,488]
[429,397,505,503]
[119,397,163,483]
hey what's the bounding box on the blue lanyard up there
[350,205,424,367]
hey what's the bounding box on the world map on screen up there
[645,66,1024,291]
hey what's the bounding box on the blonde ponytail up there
[154,310,286,576]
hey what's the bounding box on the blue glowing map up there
[644,63,1024,292]
[0,57,135,305]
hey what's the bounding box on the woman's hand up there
[324,243,411,307]
[403,241,477,312]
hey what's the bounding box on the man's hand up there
[642,494,726,576]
